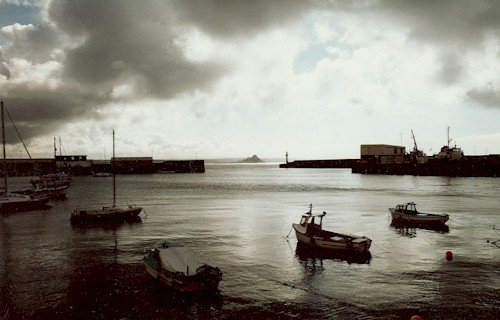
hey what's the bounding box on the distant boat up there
[0,101,49,212]
[292,204,372,253]
[143,242,222,293]
[70,129,142,223]
[14,173,71,200]
[389,202,449,225]
[435,126,464,160]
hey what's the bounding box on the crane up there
[411,129,418,153]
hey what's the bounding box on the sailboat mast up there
[1,101,7,194]
[112,129,116,207]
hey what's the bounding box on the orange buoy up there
[411,316,423,320]
[445,250,453,261]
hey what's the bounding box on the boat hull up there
[292,223,371,253]
[295,242,372,264]
[143,253,222,293]
[70,206,142,223]
[14,186,67,200]
[389,208,449,224]
[0,195,49,213]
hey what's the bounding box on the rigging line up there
[4,106,31,159]
[448,217,465,225]
[286,226,293,238]
[372,241,390,253]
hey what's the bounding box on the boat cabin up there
[299,205,327,235]
[395,202,418,214]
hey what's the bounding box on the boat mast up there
[1,101,7,194]
[53,137,57,158]
[446,126,450,148]
[112,129,116,207]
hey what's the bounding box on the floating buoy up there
[410,315,423,320]
[445,250,453,261]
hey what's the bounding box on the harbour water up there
[1,164,499,319]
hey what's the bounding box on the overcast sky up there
[0,0,499,160]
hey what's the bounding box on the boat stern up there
[352,237,372,253]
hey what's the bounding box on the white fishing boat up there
[12,183,68,200]
[389,202,449,225]
[292,204,372,253]
[14,173,70,200]
[0,101,49,213]
[70,129,142,224]
[143,242,222,293]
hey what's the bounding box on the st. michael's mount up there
[239,155,265,163]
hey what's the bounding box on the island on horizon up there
[239,155,265,163]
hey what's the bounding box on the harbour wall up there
[279,159,357,168]
[280,155,500,177]
[1,158,205,176]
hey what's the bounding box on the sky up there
[0,0,499,160]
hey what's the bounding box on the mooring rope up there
[487,225,500,247]
[285,226,293,238]
[372,241,390,253]
[448,217,465,225]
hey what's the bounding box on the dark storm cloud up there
[171,0,317,39]
[1,82,107,139]
[2,23,60,63]
[437,53,463,85]
[48,0,227,99]
[379,0,500,46]
[466,84,500,108]
[0,0,322,142]
[377,0,500,88]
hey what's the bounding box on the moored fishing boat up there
[12,183,68,200]
[13,173,70,200]
[292,204,372,253]
[0,192,49,213]
[389,202,449,225]
[143,242,222,293]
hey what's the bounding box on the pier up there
[280,155,500,177]
[0,157,205,176]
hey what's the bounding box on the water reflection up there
[390,221,449,237]
[70,216,142,231]
[0,204,52,217]
[295,242,372,268]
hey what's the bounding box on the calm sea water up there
[1,164,499,319]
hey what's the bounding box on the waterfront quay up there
[0,156,205,176]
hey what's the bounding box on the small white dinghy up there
[292,204,371,253]
[389,202,449,225]
[143,242,222,293]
